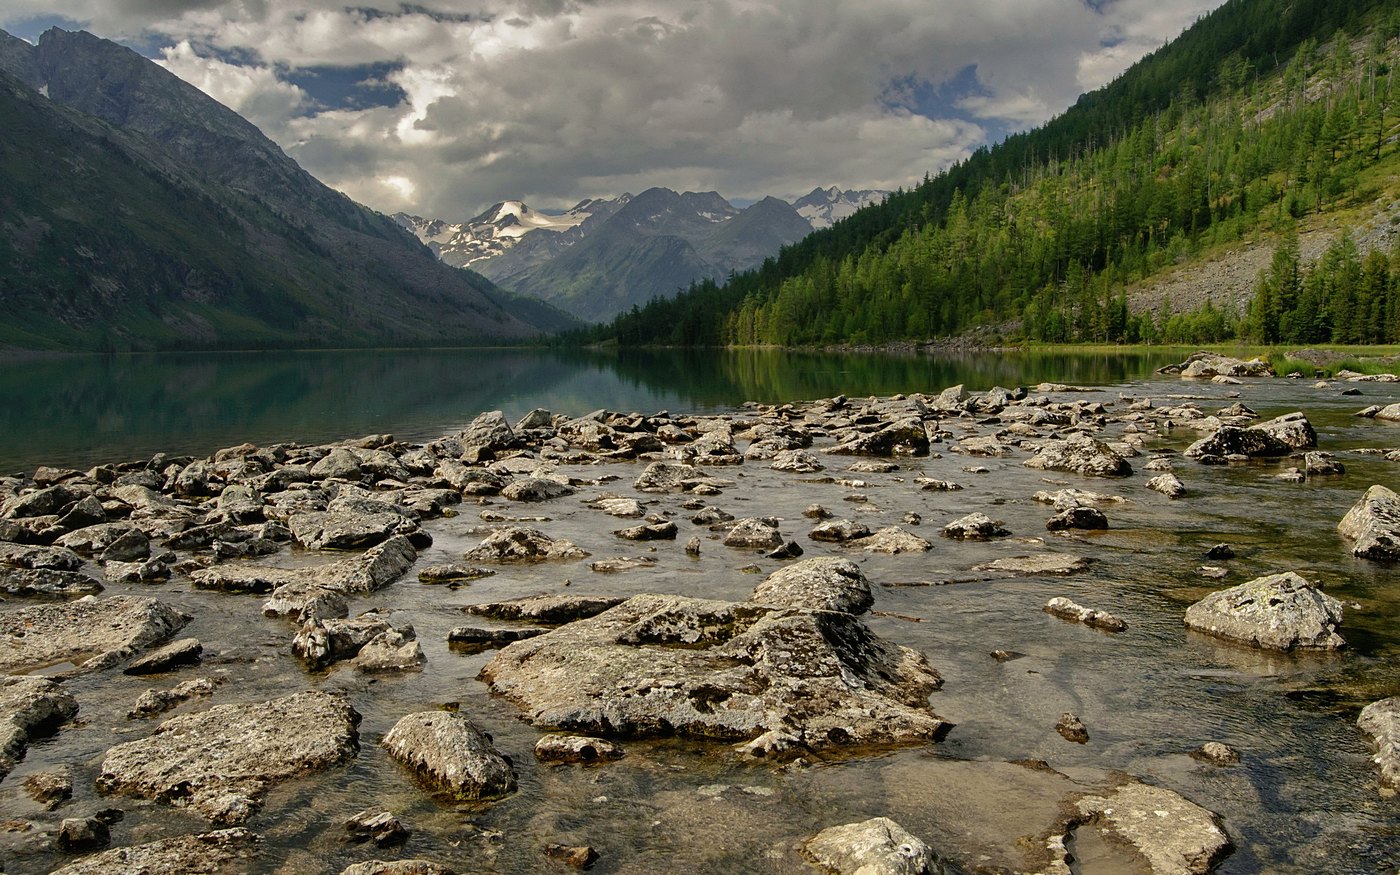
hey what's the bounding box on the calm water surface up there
[0,347,1183,474]
[4,348,1400,873]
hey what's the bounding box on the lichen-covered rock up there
[1046,507,1109,531]
[804,816,938,875]
[1251,411,1317,450]
[1044,597,1126,633]
[128,677,220,719]
[464,527,589,562]
[0,566,104,597]
[809,519,872,543]
[750,557,873,615]
[1184,425,1292,460]
[594,497,645,518]
[770,449,825,473]
[824,418,930,457]
[1160,352,1273,379]
[614,521,678,541]
[464,594,625,625]
[352,628,425,673]
[340,861,455,875]
[288,501,419,552]
[942,513,1009,541]
[0,676,78,781]
[48,828,262,875]
[633,461,718,493]
[97,691,360,823]
[124,637,203,675]
[501,477,575,502]
[723,518,784,549]
[381,711,516,800]
[1023,434,1131,477]
[194,535,416,594]
[459,410,519,451]
[1146,473,1186,499]
[0,596,188,674]
[1074,782,1231,875]
[480,594,948,754]
[1338,485,1400,562]
[533,734,625,764]
[23,765,72,808]
[1358,697,1400,790]
[1183,572,1344,651]
[293,616,393,670]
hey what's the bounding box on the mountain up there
[399,187,860,322]
[792,187,888,229]
[0,28,576,351]
[584,0,1400,348]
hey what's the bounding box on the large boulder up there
[1358,697,1400,790]
[824,418,930,457]
[289,496,421,551]
[1183,572,1344,651]
[1023,434,1131,477]
[1251,412,1317,450]
[48,828,262,875]
[459,410,518,451]
[97,691,360,823]
[1338,485,1400,562]
[0,676,78,781]
[1074,782,1232,875]
[1159,352,1273,379]
[0,596,188,674]
[381,711,516,800]
[723,518,784,550]
[633,461,727,493]
[750,557,873,615]
[1183,415,1315,459]
[804,816,939,875]
[480,594,948,755]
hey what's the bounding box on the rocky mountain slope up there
[397,187,885,322]
[0,28,575,351]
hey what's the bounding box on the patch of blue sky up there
[282,62,407,112]
[881,65,1018,144]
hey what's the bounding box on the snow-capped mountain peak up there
[791,186,887,229]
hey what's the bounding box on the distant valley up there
[395,186,886,322]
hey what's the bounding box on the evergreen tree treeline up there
[570,0,1400,348]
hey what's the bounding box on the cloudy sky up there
[3,0,1225,219]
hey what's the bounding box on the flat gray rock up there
[381,711,516,800]
[1183,572,1344,651]
[47,827,262,875]
[124,637,203,675]
[481,594,947,755]
[0,675,78,781]
[750,557,873,615]
[723,518,784,549]
[501,477,575,502]
[942,513,1009,541]
[1074,782,1231,875]
[464,594,626,625]
[973,554,1090,576]
[97,691,360,823]
[851,526,933,554]
[193,535,416,594]
[1338,484,1400,562]
[0,566,103,597]
[0,596,188,674]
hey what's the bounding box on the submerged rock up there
[1073,782,1231,875]
[0,596,188,675]
[973,554,1090,576]
[47,828,261,875]
[750,557,873,615]
[1056,712,1089,743]
[464,527,589,563]
[804,816,938,875]
[0,676,79,781]
[381,711,517,800]
[1358,697,1400,790]
[480,594,948,755]
[1338,485,1400,562]
[1183,572,1344,651]
[23,765,73,808]
[97,691,360,823]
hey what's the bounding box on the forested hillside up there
[580,0,1400,348]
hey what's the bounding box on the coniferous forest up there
[576,0,1400,349]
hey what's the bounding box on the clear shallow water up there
[0,347,1187,475]
[3,354,1400,873]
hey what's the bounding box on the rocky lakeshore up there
[3,358,1400,873]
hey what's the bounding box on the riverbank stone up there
[1073,782,1231,875]
[1338,485,1400,562]
[96,691,360,823]
[47,828,262,875]
[381,711,516,800]
[750,557,873,615]
[804,816,938,875]
[1183,572,1344,651]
